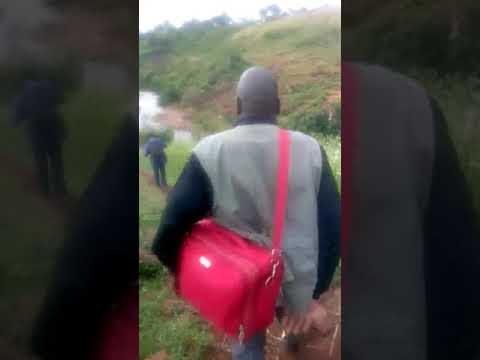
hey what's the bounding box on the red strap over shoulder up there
[272,128,290,251]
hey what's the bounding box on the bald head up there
[236,66,280,118]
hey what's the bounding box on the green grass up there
[139,142,193,249]
[140,141,216,360]
[317,134,341,189]
[234,12,340,71]
[140,274,213,360]
[406,70,480,211]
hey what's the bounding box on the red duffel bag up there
[175,128,291,344]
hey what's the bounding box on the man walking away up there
[12,79,67,197]
[144,136,168,188]
[151,66,340,359]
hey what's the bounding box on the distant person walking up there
[144,136,168,188]
[12,79,67,196]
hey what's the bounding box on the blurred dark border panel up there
[0,1,139,359]
[342,1,480,360]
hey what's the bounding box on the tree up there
[181,19,204,31]
[259,4,283,22]
[153,21,175,35]
[146,34,173,56]
[209,13,233,27]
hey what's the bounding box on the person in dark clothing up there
[423,97,480,360]
[12,79,67,196]
[30,114,138,360]
[144,136,168,188]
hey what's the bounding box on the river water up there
[139,90,193,142]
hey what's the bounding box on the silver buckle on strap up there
[238,324,245,345]
[271,248,282,257]
[265,260,280,286]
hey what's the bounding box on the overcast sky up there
[139,0,340,33]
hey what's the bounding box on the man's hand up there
[281,300,332,336]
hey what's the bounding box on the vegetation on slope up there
[140,11,341,136]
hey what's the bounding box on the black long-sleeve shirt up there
[31,115,138,360]
[423,97,480,359]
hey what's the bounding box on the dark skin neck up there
[236,97,280,126]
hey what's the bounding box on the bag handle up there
[272,129,291,251]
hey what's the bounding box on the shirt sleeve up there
[30,116,138,359]
[151,153,213,272]
[144,141,150,156]
[313,146,341,299]
[423,97,480,359]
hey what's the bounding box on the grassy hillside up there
[140,12,340,135]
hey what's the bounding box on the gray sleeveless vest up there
[193,124,324,312]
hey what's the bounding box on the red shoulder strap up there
[342,62,358,264]
[272,128,291,251]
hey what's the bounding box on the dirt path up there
[0,152,75,215]
[145,287,340,360]
[139,169,172,192]
[206,287,341,360]
[139,169,154,183]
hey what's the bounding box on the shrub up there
[161,87,181,104]
[181,87,203,104]
[191,111,229,138]
[139,261,166,279]
[282,108,340,136]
